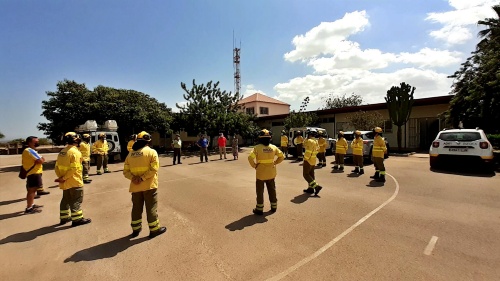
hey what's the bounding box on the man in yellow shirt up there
[333,131,348,171]
[351,130,365,175]
[124,131,167,238]
[370,127,388,182]
[92,133,109,175]
[317,131,327,167]
[127,134,137,152]
[248,129,284,215]
[21,136,46,214]
[280,130,289,159]
[55,132,92,227]
[303,129,323,196]
[79,134,92,184]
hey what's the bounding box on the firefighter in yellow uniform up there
[350,130,365,175]
[370,127,388,182]
[79,134,92,184]
[55,132,92,227]
[127,134,136,152]
[124,131,167,238]
[248,129,284,215]
[92,133,109,175]
[333,131,348,171]
[303,129,323,196]
[280,130,289,159]
[294,131,304,161]
[317,131,327,167]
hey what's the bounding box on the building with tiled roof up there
[238,93,290,117]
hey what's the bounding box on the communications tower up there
[233,36,241,96]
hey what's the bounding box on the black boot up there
[339,166,344,171]
[333,165,339,170]
[59,218,71,225]
[72,218,92,227]
[370,171,380,179]
[303,188,315,194]
[130,230,141,238]
[270,208,277,213]
[351,167,360,173]
[358,168,364,175]
[253,209,264,215]
[376,174,386,182]
[149,226,167,238]
[314,186,323,196]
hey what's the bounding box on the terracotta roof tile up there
[238,93,290,105]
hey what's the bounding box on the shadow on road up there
[0,198,25,206]
[347,173,361,178]
[0,224,71,245]
[291,193,313,204]
[64,236,149,262]
[331,169,344,174]
[0,211,25,221]
[430,167,496,178]
[366,180,385,187]
[225,212,272,231]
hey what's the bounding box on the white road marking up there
[266,173,400,281]
[424,236,439,256]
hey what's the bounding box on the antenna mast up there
[233,33,241,96]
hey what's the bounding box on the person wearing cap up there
[217,132,227,160]
[248,129,284,215]
[350,130,365,175]
[333,131,348,171]
[21,136,46,214]
[302,129,323,196]
[171,133,182,165]
[317,131,327,167]
[370,127,387,182]
[294,130,304,161]
[127,134,137,152]
[280,130,289,159]
[55,132,92,227]
[124,131,167,238]
[92,132,110,175]
[79,133,92,184]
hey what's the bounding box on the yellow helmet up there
[82,133,91,139]
[63,132,80,144]
[373,127,383,133]
[338,131,344,136]
[258,129,272,138]
[98,132,106,138]
[137,131,151,141]
[354,130,361,135]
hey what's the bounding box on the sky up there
[0,0,498,140]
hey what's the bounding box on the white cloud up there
[426,0,498,45]
[397,48,462,68]
[243,84,267,97]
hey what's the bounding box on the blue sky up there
[0,0,497,140]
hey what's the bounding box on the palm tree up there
[477,5,500,47]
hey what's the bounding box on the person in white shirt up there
[171,134,182,165]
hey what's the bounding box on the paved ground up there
[0,150,499,281]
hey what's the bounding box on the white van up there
[76,120,122,162]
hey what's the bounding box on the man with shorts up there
[21,136,45,214]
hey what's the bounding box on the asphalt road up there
[0,150,499,281]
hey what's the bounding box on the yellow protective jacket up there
[123,146,159,193]
[294,135,304,145]
[280,135,288,147]
[78,141,91,162]
[248,144,284,181]
[92,139,108,155]
[304,138,319,166]
[318,137,327,153]
[351,138,364,156]
[55,145,83,190]
[372,135,387,158]
[127,140,135,152]
[335,138,348,154]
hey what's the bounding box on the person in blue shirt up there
[197,134,209,162]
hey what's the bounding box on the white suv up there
[429,128,494,172]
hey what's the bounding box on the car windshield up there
[438,132,481,141]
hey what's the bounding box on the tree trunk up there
[397,125,402,152]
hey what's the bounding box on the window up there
[246,107,255,115]
[439,132,481,141]
[259,107,269,115]
[383,120,393,133]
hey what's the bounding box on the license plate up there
[449,148,468,152]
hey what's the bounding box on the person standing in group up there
[302,129,323,196]
[172,133,182,165]
[92,133,110,175]
[55,132,91,227]
[127,134,137,152]
[248,129,284,215]
[231,133,239,160]
[333,131,348,171]
[197,134,209,162]
[21,136,46,214]
[280,130,289,159]
[218,132,227,160]
[123,131,166,238]
[317,131,327,167]
[370,127,388,182]
[79,134,92,184]
[351,130,365,175]
[294,130,304,161]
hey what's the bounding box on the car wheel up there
[430,156,439,169]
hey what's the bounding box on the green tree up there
[347,111,385,131]
[38,79,173,143]
[176,80,254,138]
[385,82,415,151]
[283,97,318,131]
[321,93,363,109]
[447,5,500,133]
[0,131,4,139]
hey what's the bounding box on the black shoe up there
[104,170,111,173]
[314,186,323,196]
[72,218,92,227]
[32,204,44,209]
[149,226,167,238]
[370,172,380,179]
[376,175,386,183]
[253,209,264,215]
[270,208,277,213]
[359,169,364,175]
[339,166,344,171]
[84,180,92,184]
[173,163,176,165]
[303,188,315,194]
[333,166,339,170]
[322,163,326,167]
[37,191,50,196]
[25,207,42,214]
[178,162,182,164]
[351,167,360,173]
[59,218,71,225]
[130,230,142,238]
